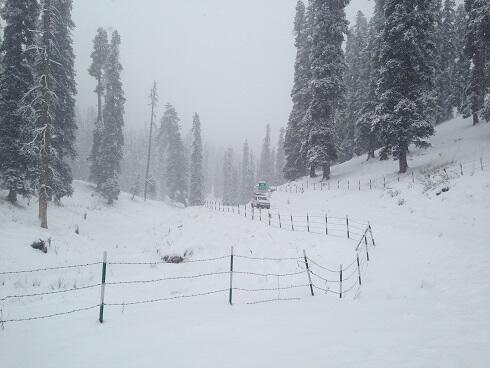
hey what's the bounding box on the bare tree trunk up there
[322,162,330,180]
[399,149,408,174]
[144,81,157,201]
[473,112,479,126]
[309,165,316,178]
[7,190,17,204]
[39,0,51,229]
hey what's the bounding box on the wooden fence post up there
[268,211,271,226]
[460,162,464,176]
[339,264,343,299]
[481,157,484,171]
[358,180,361,191]
[357,255,362,286]
[229,246,234,305]
[303,250,314,296]
[99,251,107,323]
[368,222,376,247]
[346,216,350,239]
[259,208,262,222]
[348,180,350,190]
[369,179,372,190]
[307,214,310,232]
[325,214,328,235]
[365,233,370,262]
[278,213,282,228]
[384,177,386,189]
[291,215,294,231]
[252,207,255,221]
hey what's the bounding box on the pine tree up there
[49,0,77,202]
[464,0,490,125]
[376,0,436,173]
[0,0,39,203]
[144,81,158,201]
[222,147,234,205]
[274,128,286,185]
[453,5,472,115]
[157,104,187,204]
[284,1,309,181]
[240,139,251,203]
[258,124,274,183]
[189,113,204,206]
[340,11,369,161]
[99,31,125,204]
[306,0,348,180]
[88,28,109,188]
[356,0,385,160]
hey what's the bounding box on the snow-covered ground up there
[0,117,489,367]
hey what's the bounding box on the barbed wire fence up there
[203,201,369,240]
[275,156,490,194]
[0,225,376,327]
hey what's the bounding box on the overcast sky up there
[72,0,376,151]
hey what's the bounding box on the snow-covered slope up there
[0,117,489,368]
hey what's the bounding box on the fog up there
[73,0,376,150]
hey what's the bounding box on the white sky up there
[72,0,377,150]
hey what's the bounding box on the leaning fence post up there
[99,251,107,323]
[229,246,234,305]
[365,233,370,262]
[307,214,310,232]
[368,222,376,247]
[346,216,350,239]
[339,264,343,299]
[325,214,328,235]
[303,250,314,296]
[357,255,362,286]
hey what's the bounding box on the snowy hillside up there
[1,117,489,367]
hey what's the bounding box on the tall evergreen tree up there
[189,113,204,206]
[258,124,274,183]
[453,4,472,115]
[222,147,234,205]
[88,28,109,187]
[356,0,385,160]
[376,0,436,173]
[0,0,39,203]
[157,104,187,204]
[274,128,286,185]
[340,11,369,161]
[240,139,250,203]
[305,0,348,180]
[284,0,309,181]
[49,0,77,202]
[99,30,125,204]
[464,0,490,125]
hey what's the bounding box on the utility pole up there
[144,81,158,201]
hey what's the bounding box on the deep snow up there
[0,117,489,368]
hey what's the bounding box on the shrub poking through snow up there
[30,239,48,254]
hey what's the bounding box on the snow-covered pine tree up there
[376,0,436,173]
[222,147,234,205]
[284,0,309,181]
[240,139,250,203]
[306,0,349,180]
[433,0,458,124]
[464,0,490,125]
[99,30,125,204]
[258,124,274,183]
[88,28,109,188]
[274,127,286,185]
[452,4,472,115]
[157,104,187,205]
[0,0,39,203]
[189,113,204,206]
[49,0,77,202]
[340,11,369,162]
[144,81,158,201]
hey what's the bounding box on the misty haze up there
[0,0,489,367]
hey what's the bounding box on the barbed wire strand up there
[1,283,101,301]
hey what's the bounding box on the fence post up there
[368,222,376,247]
[252,207,255,221]
[268,211,271,226]
[359,180,361,191]
[291,215,294,231]
[481,157,484,171]
[412,171,415,184]
[99,251,107,323]
[339,264,343,299]
[346,216,350,239]
[303,250,314,296]
[325,214,328,235]
[259,208,262,222]
[278,213,282,228]
[229,246,234,305]
[369,179,372,190]
[348,180,350,190]
[238,205,240,215]
[337,180,340,189]
[460,162,463,176]
[307,214,310,232]
[384,177,386,189]
[245,205,247,217]
[365,233,370,262]
[357,255,362,286]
